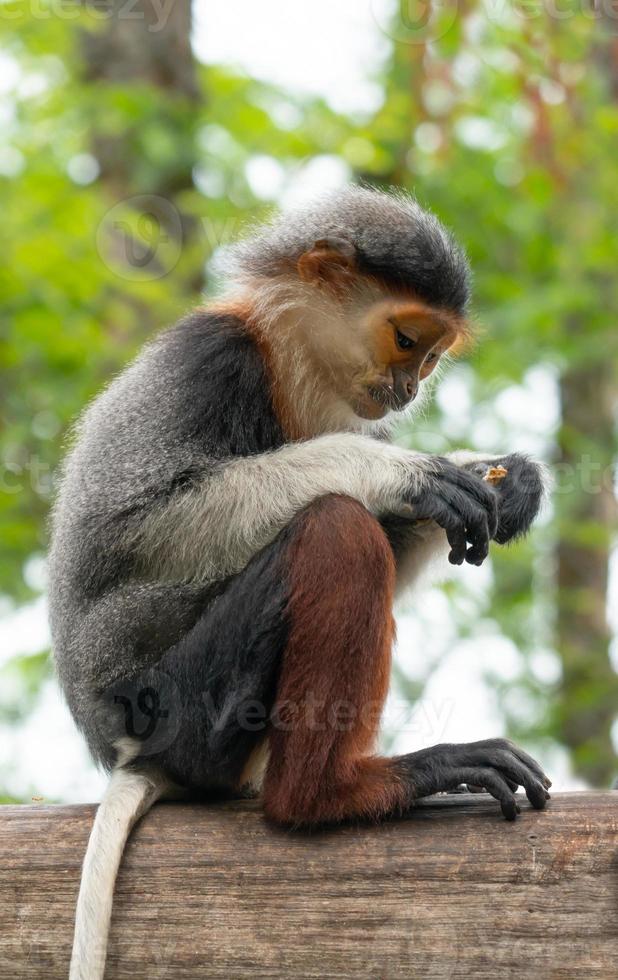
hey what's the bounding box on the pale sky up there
[193,0,391,115]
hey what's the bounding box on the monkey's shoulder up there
[58,309,285,519]
[141,307,286,458]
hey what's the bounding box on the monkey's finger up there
[454,767,520,821]
[489,752,550,810]
[401,488,469,565]
[472,777,517,793]
[495,758,549,810]
[507,743,552,788]
[454,782,511,795]
[465,513,490,566]
[434,501,467,565]
[468,772,521,793]
[445,527,467,566]
[439,486,491,565]
[437,465,499,538]
[461,504,491,565]
[468,744,551,808]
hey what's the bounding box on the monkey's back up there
[48,311,284,766]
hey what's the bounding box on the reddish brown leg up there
[262,494,553,826]
[262,494,408,826]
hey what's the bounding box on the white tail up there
[69,767,166,980]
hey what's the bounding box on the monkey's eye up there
[395,328,416,351]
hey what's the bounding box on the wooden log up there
[0,792,616,979]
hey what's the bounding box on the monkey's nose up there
[398,377,417,405]
[404,379,418,401]
[391,368,418,408]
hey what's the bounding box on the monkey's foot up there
[398,738,551,821]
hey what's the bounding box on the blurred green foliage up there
[0,0,616,797]
[343,5,618,782]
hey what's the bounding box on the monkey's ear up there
[297,237,356,291]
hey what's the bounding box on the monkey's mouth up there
[350,387,387,420]
[352,385,399,420]
[367,384,404,412]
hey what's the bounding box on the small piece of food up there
[484,465,508,486]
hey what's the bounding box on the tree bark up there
[80,0,202,296]
[556,360,617,785]
[81,0,198,185]
[553,12,618,786]
[1,794,616,979]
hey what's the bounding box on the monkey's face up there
[295,240,468,423]
[349,297,460,420]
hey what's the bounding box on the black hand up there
[404,458,499,567]
[398,738,551,821]
[463,454,544,544]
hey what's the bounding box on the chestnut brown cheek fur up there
[242,310,302,442]
[262,494,409,826]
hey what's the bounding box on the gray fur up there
[48,330,220,763]
[218,185,471,313]
[49,358,437,765]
